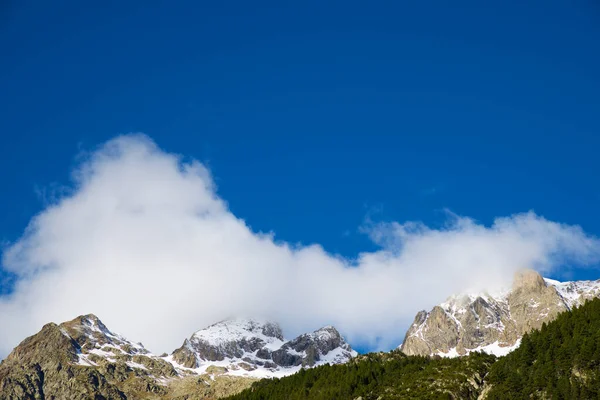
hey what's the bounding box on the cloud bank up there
[1,134,599,357]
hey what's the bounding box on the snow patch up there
[436,339,521,358]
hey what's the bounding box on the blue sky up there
[1,1,600,347]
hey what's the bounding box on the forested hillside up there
[228,298,600,400]
[486,297,600,399]
[227,351,495,399]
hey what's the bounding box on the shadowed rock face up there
[400,269,600,357]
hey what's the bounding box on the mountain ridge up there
[4,269,600,398]
[0,314,356,399]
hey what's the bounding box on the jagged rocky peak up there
[171,317,285,368]
[170,318,356,374]
[400,269,600,358]
[195,318,285,343]
[4,314,148,367]
[513,268,547,292]
[304,325,348,351]
[272,325,356,368]
[58,313,151,365]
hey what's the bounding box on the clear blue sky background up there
[1,0,599,295]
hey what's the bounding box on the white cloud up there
[1,134,599,357]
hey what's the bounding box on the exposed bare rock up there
[507,269,567,336]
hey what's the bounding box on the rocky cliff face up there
[170,318,356,375]
[400,269,600,357]
[0,315,356,399]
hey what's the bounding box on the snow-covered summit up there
[170,318,356,378]
[189,318,284,348]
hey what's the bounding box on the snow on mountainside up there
[182,318,284,349]
[400,269,600,358]
[546,278,600,309]
[63,314,155,369]
[67,316,356,379]
[169,318,357,378]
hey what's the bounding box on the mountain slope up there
[400,269,600,357]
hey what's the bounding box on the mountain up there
[169,318,357,377]
[400,269,600,357]
[5,271,600,399]
[227,297,600,400]
[0,315,355,399]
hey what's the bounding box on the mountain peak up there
[303,325,344,346]
[54,314,152,367]
[170,318,356,375]
[197,318,285,343]
[60,314,111,336]
[512,269,546,292]
[314,325,338,333]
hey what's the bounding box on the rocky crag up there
[400,269,600,357]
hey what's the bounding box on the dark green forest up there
[486,297,600,399]
[228,351,494,400]
[227,298,600,399]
